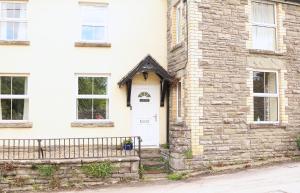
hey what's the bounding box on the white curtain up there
[252,2,275,24]
[15,22,27,40]
[252,2,275,50]
[23,99,28,120]
[252,26,275,50]
[22,78,28,120]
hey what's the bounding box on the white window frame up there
[0,74,29,123]
[176,80,182,121]
[251,1,277,51]
[253,70,279,124]
[79,3,109,43]
[0,1,28,41]
[175,1,182,44]
[75,74,111,122]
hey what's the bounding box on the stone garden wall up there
[0,157,139,193]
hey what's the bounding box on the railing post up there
[38,139,42,159]
[138,136,142,179]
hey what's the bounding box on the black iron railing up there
[0,137,141,160]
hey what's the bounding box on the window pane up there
[93,99,108,119]
[78,77,92,95]
[5,22,27,40]
[252,2,274,24]
[12,77,26,95]
[12,99,24,120]
[0,22,4,39]
[252,26,275,50]
[253,72,264,93]
[254,97,278,122]
[0,99,11,120]
[94,77,107,95]
[6,22,14,40]
[265,72,277,93]
[253,72,277,94]
[82,6,106,24]
[14,22,27,40]
[77,99,92,119]
[1,77,11,95]
[1,3,26,19]
[81,26,105,41]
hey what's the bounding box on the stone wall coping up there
[249,123,287,129]
[0,156,140,164]
[71,121,114,128]
[74,42,111,48]
[248,49,286,56]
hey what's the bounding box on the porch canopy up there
[118,55,173,107]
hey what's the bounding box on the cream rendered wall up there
[0,0,167,144]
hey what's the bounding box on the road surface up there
[58,162,300,193]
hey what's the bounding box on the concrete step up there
[140,148,168,175]
[143,173,168,181]
[141,148,160,153]
[141,152,161,158]
[142,160,164,167]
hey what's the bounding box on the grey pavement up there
[58,162,300,193]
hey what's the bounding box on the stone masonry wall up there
[0,157,139,192]
[187,0,300,169]
[167,0,300,171]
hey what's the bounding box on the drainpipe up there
[166,82,170,145]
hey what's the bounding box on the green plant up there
[161,144,169,149]
[37,165,57,177]
[139,165,145,179]
[167,172,187,181]
[81,162,114,178]
[143,165,163,171]
[32,183,41,191]
[163,159,170,173]
[122,138,133,145]
[184,149,193,159]
[297,137,300,150]
[31,164,38,170]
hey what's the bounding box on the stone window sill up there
[249,123,287,129]
[0,122,33,128]
[170,42,184,52]
[74,42,111,48]
[0,40,30,46]
[71,121,114,128]
[248,49,286,56]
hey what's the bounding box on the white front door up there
[132,85,159,147]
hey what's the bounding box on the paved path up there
[59,162,300,193]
